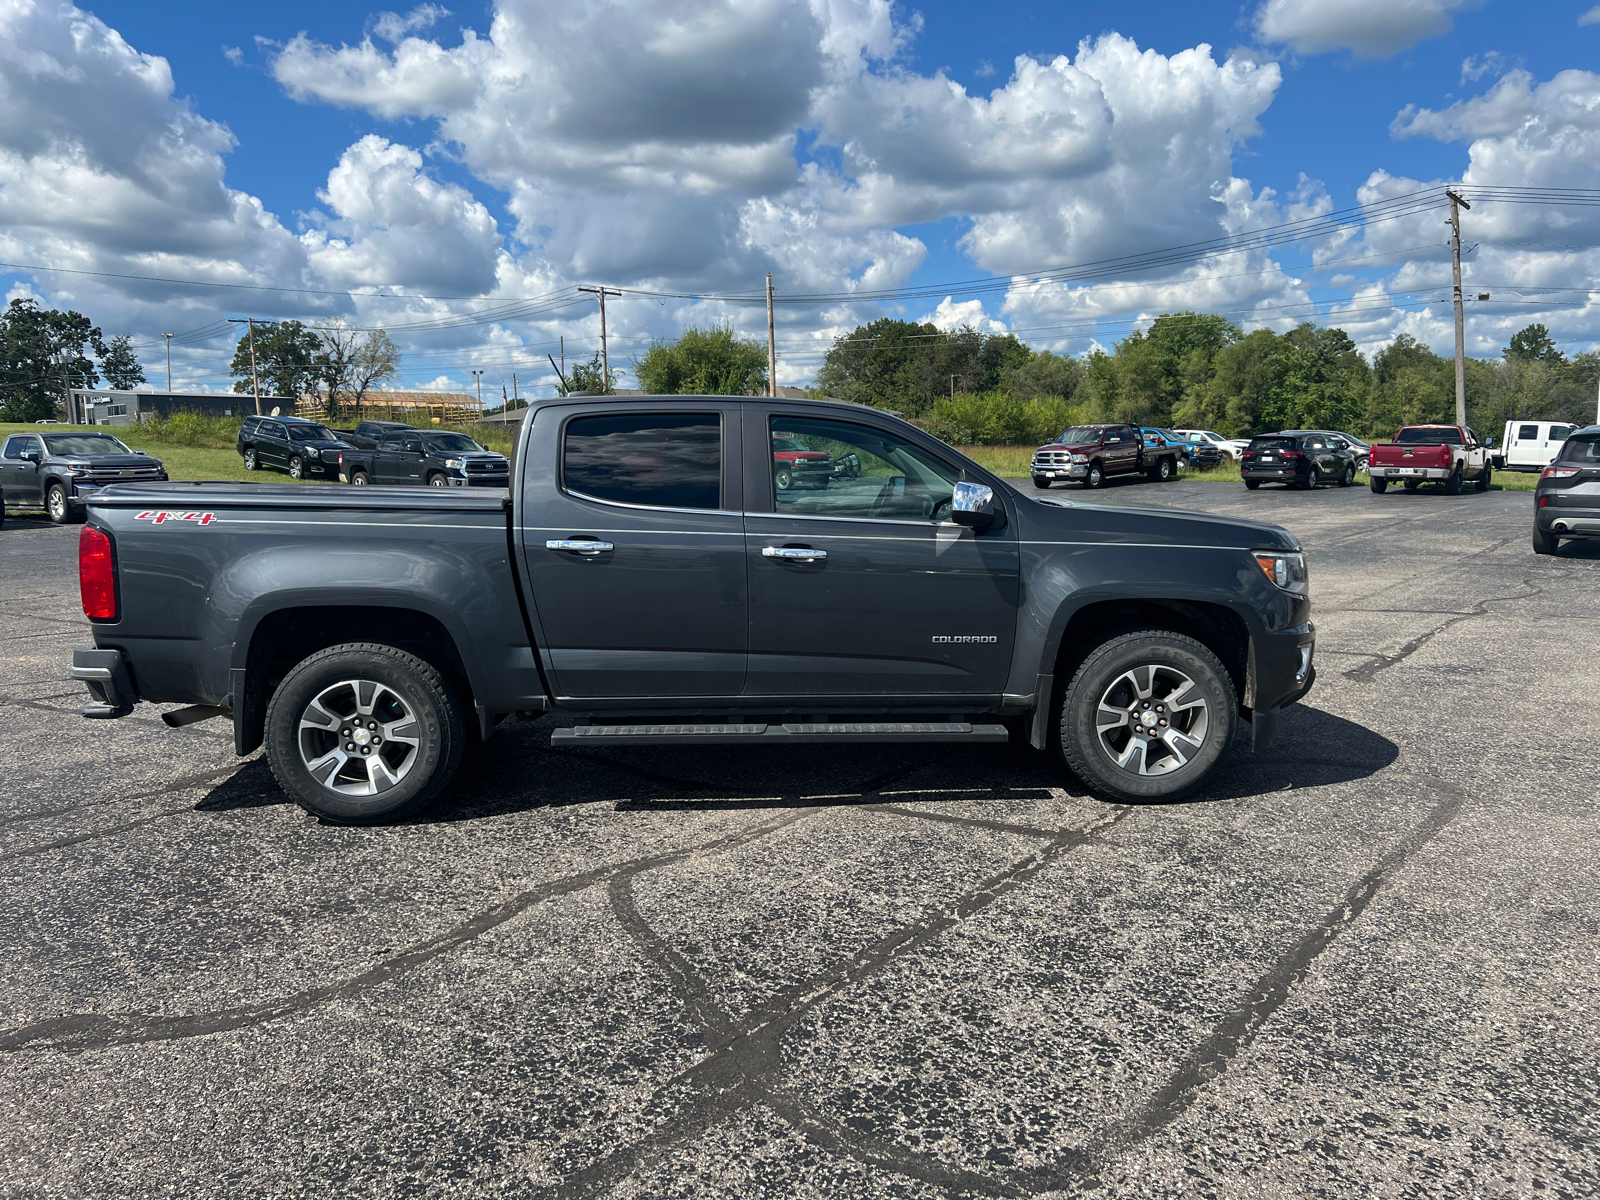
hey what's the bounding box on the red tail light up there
[1542,465,1580,480]
[79,526,117,621]
[1281,449,1304,458]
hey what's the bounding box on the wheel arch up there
[234,604,474,755]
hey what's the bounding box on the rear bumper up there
[1369,465,1450,480]
[71,646,136,718]
[1241,466,1307,482]
[1537,505,1600,536]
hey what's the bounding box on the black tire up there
[243,447,258,471]
[1443,466,1463,495]
[1148,457,1173,483]
[46,481,73,524]
[1533,526,1560,555]
[1244,479,1261,490]
[265,643,464,825]
[1403,480,1421,492]
[1059,630,1237,802]
[774,466,792,491]
[288,455,305,481]
[350,469,371,485]
[1370,477,1388,493]
[1032,476,1052,490]
[812,476,830,490]
[1082,461,1104,489]
[1338,463,1355,487]
[1475,464,1492,492]
[427,473,450,487]
[1301,467,1320,490]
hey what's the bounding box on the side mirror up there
[1483,436,1495,449]
[952,480,1001,529]
[23,451,41,464]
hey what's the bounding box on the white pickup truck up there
[1501,421,1574,472]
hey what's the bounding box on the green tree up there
[229,320,325,403]
[568,351,617,393]
[816,319,1030,416]
[1002,350,1083,401]
[100,334,145,391]
[634,322,769,395]
[1505,323,1563,364]
[0,298,105,422]
[316,323,402,419]
[1266,323,1368,432]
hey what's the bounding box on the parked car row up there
[236,415,508,488]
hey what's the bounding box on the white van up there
[1501,421,1575,471]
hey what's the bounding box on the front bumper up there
[451,472,510,487]
[1033,462,1087,479]
[1249,621,1316,750]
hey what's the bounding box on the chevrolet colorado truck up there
[336,428,509,487]
[1030,423,1182,489]
[70,396,1316,824]
[1367,425,1493,494]
[0,430,166,524]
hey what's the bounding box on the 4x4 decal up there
[134,510,216,525]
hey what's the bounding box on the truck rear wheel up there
[350,468,371,485]
[265,643,464,824]
[1443,466,1463,495]
[1059,630,1236,802]
[1370,477,1387,493]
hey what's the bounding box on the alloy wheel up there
[297,679,422,796]
[1094,664,1210,776]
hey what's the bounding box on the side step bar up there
[550,721,1009,745]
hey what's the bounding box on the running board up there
[550,721,1009,745]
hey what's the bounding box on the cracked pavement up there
[1,481,1597,1199]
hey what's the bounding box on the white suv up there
[1172,429,1240,462]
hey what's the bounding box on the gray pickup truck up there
[71,395,1315,823]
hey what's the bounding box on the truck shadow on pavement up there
[376,703,1399,824]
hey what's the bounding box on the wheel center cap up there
[353,728,372,746]
[1140,711,1158,727]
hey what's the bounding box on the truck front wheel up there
[1475,464,1492,493]
[265,643,464,824]
[1059,630,1236,802]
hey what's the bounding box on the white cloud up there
[371,4,451,44]
[1255,0,1482,59]
[1580,6,1600,27]
[923,296,1007,334]
[1460,51,1512,84]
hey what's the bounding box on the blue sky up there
[5,0,1600,395]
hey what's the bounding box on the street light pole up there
[471,369,484,410]
[766,273,777,398]
[578,286,622,393]
[162,332,173,393]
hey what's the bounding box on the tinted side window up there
[767,415,958,521]
[2,438,23,459]
[1518,425,1539,440]
[563,413,721,510]
[1551,426,1572,441]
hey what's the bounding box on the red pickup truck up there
[1368,425,1493,494]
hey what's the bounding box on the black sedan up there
[1241,432,1359,490]
[1533,425,1600,554]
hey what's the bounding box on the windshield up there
[1057,426,1105,444]
[42,434,132,455]
[1557,436,1600,464]
[771,436,811,452]
[1396,427,1462,445]
[286,424,337,441]
[424,433,486,452]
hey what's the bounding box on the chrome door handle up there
[762,546,826,561]
[546,538,614,554]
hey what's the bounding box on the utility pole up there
[559,336,564,382]
[227,318,263,414]
[512,373,519,407]
[162,332,174,393]
[471,368,485,410]
[766,273,777,397]
[1447,189,1471,427]
[950,375,956,401]
[578,286,621,393]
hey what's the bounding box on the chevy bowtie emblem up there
[931,635,998,644]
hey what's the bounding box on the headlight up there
[1069,453,1087,463]
[1252,550,1308,596]
[306,447,320,460]
[444,458,465,469]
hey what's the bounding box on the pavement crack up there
[1342,574,1541,682]
[0,763,250,831]
[0,810,817,1055]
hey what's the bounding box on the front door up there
[743,411,1020,701]
[518,404,747,699]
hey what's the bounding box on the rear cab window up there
[562,412,722,510]
[1396,428,1462,445]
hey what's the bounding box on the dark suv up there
[1533,425,1600,554]
[237,415,351,480]
[1241,433,1358,490]
[0,430,166,524]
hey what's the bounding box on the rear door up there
[377,433,424,484]
[1,435,42,503]
[517,403,747,699]
[262,422,289,468]
[1102,425,1138,474]
[742,409,1020,701]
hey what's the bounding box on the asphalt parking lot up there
[2,480,1597,1199]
